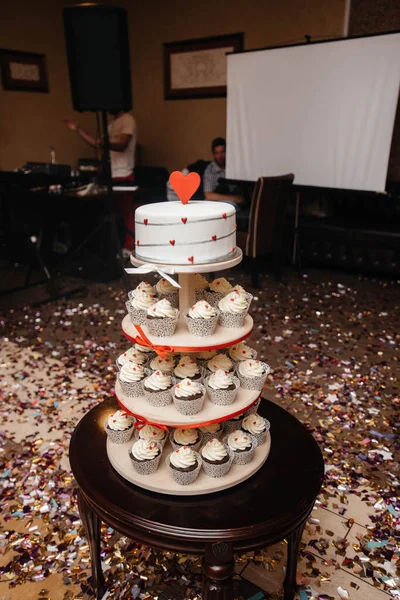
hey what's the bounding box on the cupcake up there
[131,281,156,296]
[205,369,240,406]
[129,439,162,475]
[236,359,271,391]
[207,353,234,374]
[199,422,224,443]
[170,428,201,451]
[184,300,219,337]
[136,424,168,448]
[224,413,244,434]
[150,354,175,373]
[232,284,253,308]
[241,413,270,446]
[196,349,218,368]
[173,378,206,416]
[117,346,148,370]
[135,342,156,360]
[225,430,255,465]
[167,446,202,485]
[118,362,148,397]
[126,290,157,325]
[194,273,209,302]
[228,342,257,363]
[143,370,174,407]
[105,410,134,443]
[205,277,234,306]
[201,438,233,478]
[218,292,249,328]
[174,355,203,382]
[146,298,179,337]
[244,397,261,416]
[156,278,179,308]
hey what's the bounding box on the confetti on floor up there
[0,266,399,599]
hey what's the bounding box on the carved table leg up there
[283,520,306,600]
[77,489,106,600]
[202,541,235,600]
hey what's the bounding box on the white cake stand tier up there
[106,433,271,496]
[115,378,261,427]
[122,314,253,352]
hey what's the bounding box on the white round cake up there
[134,201,236,265]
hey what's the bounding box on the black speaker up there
[63,4,132,112]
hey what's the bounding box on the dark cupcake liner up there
[105,424,134,444]
[146,313,179,337]
[172,384,206,416]
[166,451,202,485]
[205,376,240,406]
[125,301,148,326]
[118,369,150,398]
[235,362,271,391]
[184,309,220,337]
[129,443,162,475]
[222,435,256,465]
[201,446,234,478]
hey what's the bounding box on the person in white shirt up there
[64,111,137,251]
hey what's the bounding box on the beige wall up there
[0,0,127,171]
[129,0,346,171]
[0,0,346,172]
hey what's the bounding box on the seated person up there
[203,137,244,206]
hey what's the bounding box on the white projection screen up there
[226,33,400,192]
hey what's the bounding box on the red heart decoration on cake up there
[169,240,175,246]
[188,256,194,263]
[231,247,235,252]
[144,219,148,225]
[136,240,140,245]
[181,217,187,224]
[169,171,200,204]
[222,213,227,219]
[212,235,217,241]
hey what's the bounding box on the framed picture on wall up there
[0,49,49,92]
[163,33,244,100]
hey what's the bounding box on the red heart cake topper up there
[169,171,200,204]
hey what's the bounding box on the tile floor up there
[0,266,399,600]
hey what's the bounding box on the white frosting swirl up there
[209,277,233,294]
[139,424,166,442]
[201,439,228,462]
[227,430,252,451]
[228,343,255,362]
[200,423,222,434]
[173,428,198,446]
[107,410,133,431]
[194,273,209,290]
[170,446,197,469]
[118,347,147,366]
[188,300,217,319]
[174,355,200,379]
[238,360,269,378]
[133,282,156,296]
[175,378,203,399]
[147,298,178,318]
[150,355,175,372]
[232,284,247,297]
[144,370,172,391]
[207,353,233,373]
[218,291,248,314]
[131,439,159,461]
[197,349,217,360]
[135,343,154,354]
[156,278,178,294]
[208,369,235,390]
[242,414,266,435]
[119,362,145,382]
[129,291,157,310]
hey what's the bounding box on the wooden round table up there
[69,397,324,600]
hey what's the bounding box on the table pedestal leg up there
[283,520,306,600]
[202,542,235,600]
[77,489,106,600]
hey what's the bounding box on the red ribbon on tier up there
[128,324,253,358]
[116,392,261,430]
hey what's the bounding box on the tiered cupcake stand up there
[106,249,271,496]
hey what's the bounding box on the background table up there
[69,397,324,600]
